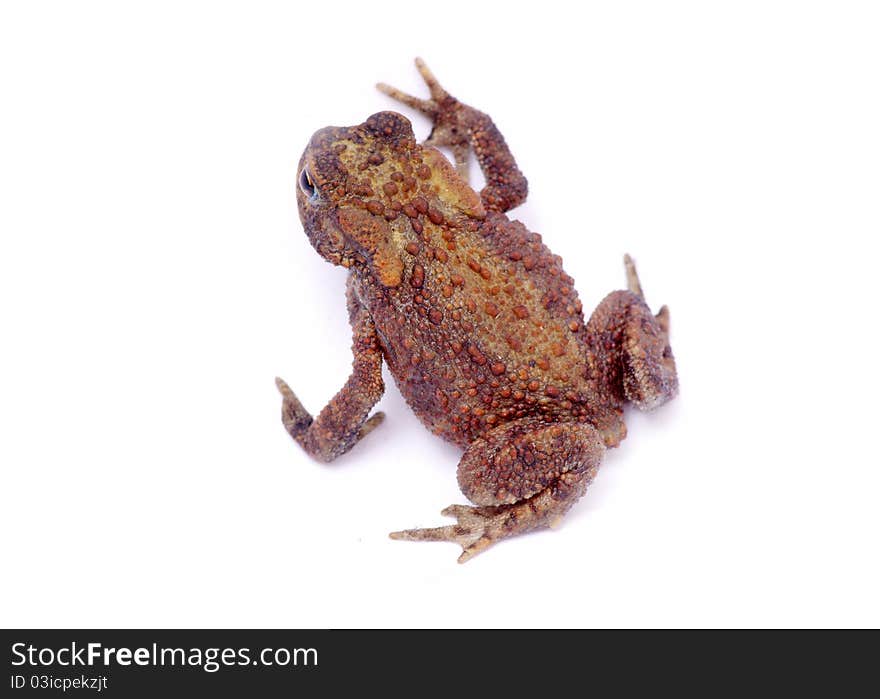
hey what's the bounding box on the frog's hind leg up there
[587,256,678,411]
[377,58,528,213]
[390,419,604,563]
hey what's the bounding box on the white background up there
[1,1,878,628]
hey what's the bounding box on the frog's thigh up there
[457,418,604,507]
[588,289,678,411]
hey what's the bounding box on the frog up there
[276,59,678,563]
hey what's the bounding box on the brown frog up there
[276,59,678,562]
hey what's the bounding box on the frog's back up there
[356,208,598,447]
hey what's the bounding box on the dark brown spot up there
[412,196,428,214]
[410,264,424,288]
[467,344,487,365]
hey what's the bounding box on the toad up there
[276,59,678,562]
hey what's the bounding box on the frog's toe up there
[411,57,450,102]
[390,506,496,564]
[377,58,452,118]
[376,82,437,116]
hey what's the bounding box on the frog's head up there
[296,111,419,287]
[296,111,484,288]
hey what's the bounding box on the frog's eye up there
[299,168,317,198]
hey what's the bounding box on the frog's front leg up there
[391,419,605,563]
[276,279,385,462]
[378,58,528,213]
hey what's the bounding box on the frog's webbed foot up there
[624,253,670,333]
[377,57,471,180]
[376,57,449,118]
[390,484,593,564]
[624,253,671,335]
[390,504,512,564]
